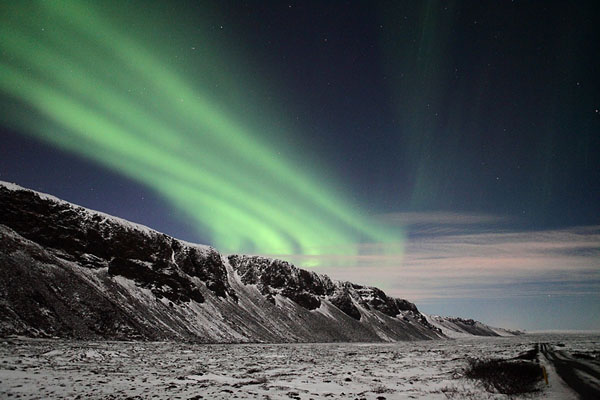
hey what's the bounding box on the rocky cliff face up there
[0,181,464,342]
[229,255,420,321]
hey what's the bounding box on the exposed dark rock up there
[228,255,334,310]
[329,287,362,320]
[228,255,423,322]
[0,185,234,303]
[107,257,205,304]
[183,247,236,302]
[0,226,146,339]
[450,317,476,326]
[395,298,419,313]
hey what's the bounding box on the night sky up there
[1,1,599,330]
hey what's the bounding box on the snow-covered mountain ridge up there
[0,181,519,341]
[424,315,522,338]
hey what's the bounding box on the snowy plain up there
[1,333,598,399]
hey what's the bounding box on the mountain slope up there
[424,315,523,338]
[0,181,445,342]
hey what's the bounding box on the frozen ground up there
[0,334,598,399]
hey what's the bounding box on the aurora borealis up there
[1,1,599,330]
[0,1,401,258]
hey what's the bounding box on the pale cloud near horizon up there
[287,217,600,304]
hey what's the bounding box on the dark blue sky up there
[225,0,600,227]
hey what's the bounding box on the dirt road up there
[540,343,600,399]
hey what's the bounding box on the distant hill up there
[425,315,523,338]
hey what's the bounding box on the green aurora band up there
[0,1,403,262]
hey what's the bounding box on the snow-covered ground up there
[0,333,598,399]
